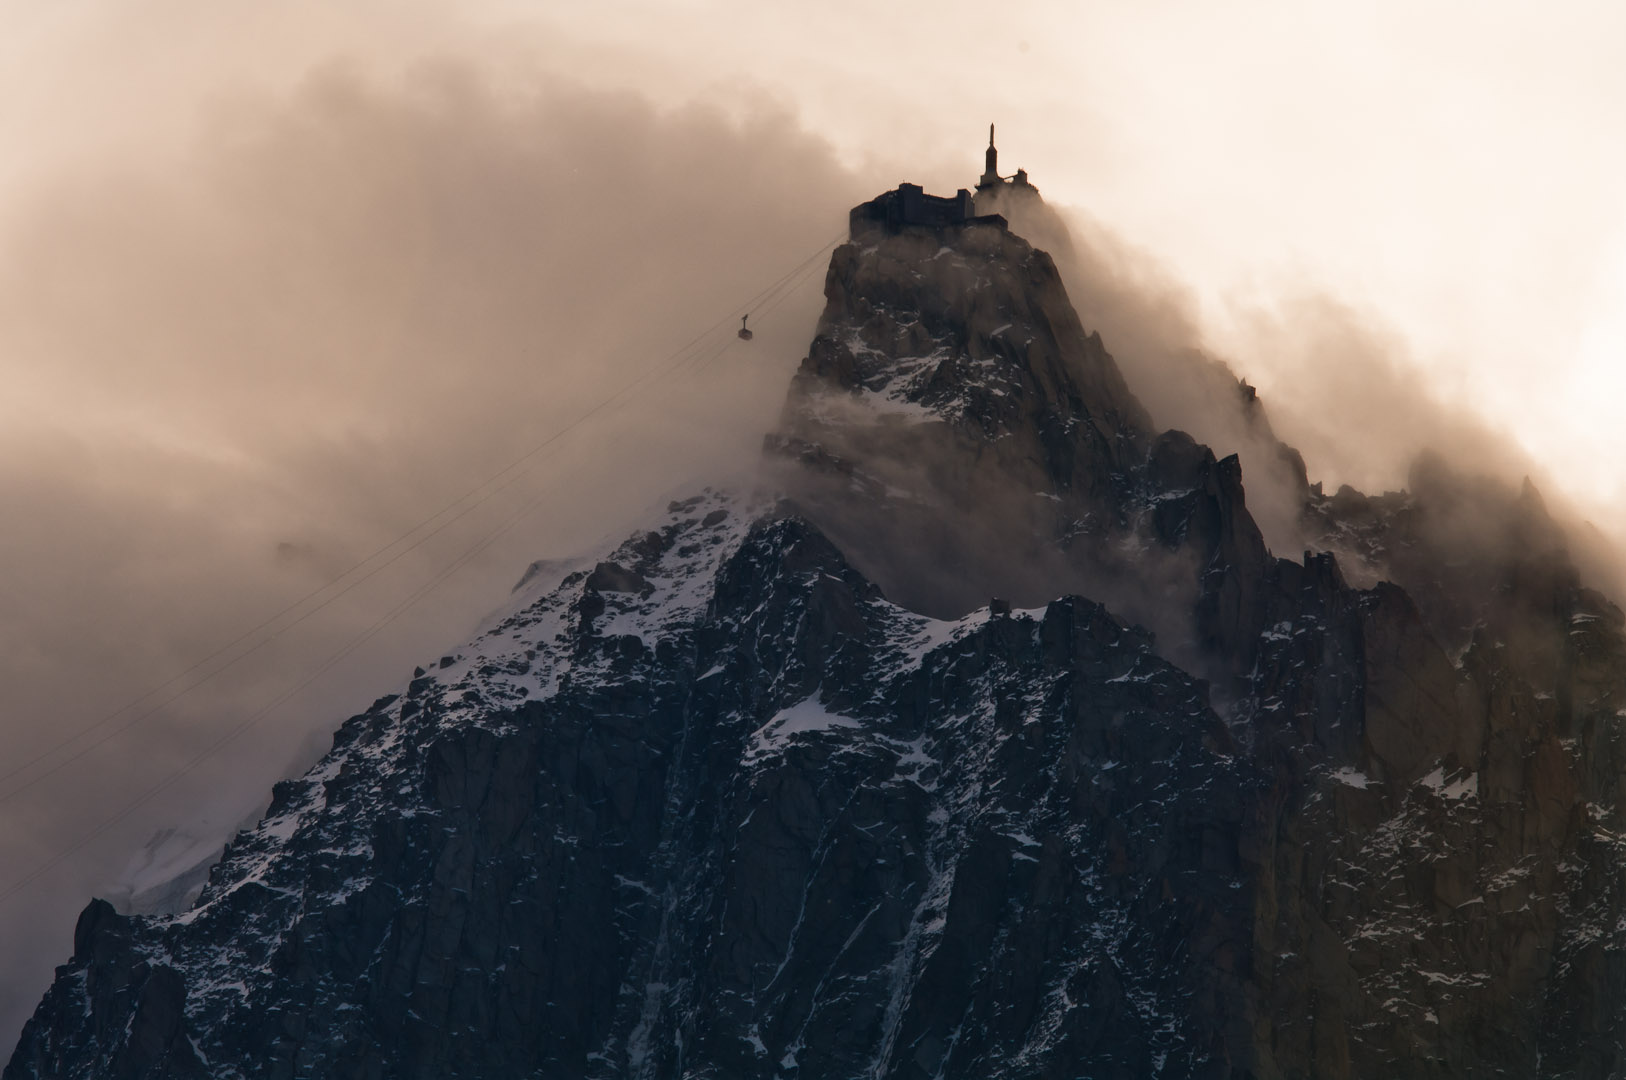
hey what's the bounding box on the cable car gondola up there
[737,315,754,341]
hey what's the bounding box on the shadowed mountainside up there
[11,179,1626,1079]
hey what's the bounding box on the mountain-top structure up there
[847,183,998,234]
[10,135,1626,1079]
[975,123,1038,208]
[849,125,1042,235]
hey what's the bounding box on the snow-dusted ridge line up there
[153,490,760,997]
[156,485,1016,1019]
[131,474,1190,1077]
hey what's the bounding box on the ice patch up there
[746,697,862,760]
[1330,766,1370,790]
[1419,766,1478,800]
[897,609,993,668]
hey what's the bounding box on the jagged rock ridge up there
[6,492,1261,1078]
[11,177,1626,1079]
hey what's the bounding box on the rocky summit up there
[10,174,1626,1079]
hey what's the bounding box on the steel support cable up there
[0,328,754,905]
[0,230,846,805]
[693,249,833,376]
[657,234,841,385]
[0,232,849,903]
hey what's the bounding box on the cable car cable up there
[0,230,845,805]
[0,230,850,901]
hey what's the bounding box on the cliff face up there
[767,218,1151,621]
[770,204,1626,1074]
[4,493,1263,1079]
[767,214,1274,682]
[11,191,1626,1079]
[1267,455,1626,1075]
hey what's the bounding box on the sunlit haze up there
[2,0,1623,1042]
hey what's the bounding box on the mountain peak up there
[16,150,1626,1080]
[789,208,1149,445]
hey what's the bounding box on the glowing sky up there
[1,0,1625,1036]
[526,0,1626,510]
[7,1,1626,508]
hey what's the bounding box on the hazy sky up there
[8,3,1626,498]
[531,0,1626,505]
[2,0,1624,1043]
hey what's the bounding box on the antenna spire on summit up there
[979,123,1000,190]
[973,125,1038,207]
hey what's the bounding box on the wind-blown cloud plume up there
[0,55,872,1038]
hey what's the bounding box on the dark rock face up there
[13,191,1626,1078]
[6,497,1261,1078]
[1259,453,1626,1076]
[768,217,1156,624]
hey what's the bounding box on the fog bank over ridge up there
[1030,197,1621,581]
[1,16,1622,1050]
[0,58,869,1038]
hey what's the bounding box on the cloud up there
[1025,195,1626,640]
[1222,291,1527,499]
[0,53,874,1039]
[3,6,1620,1052]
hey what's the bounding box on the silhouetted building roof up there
[849,184,1007,236]
[849,127,1037,237]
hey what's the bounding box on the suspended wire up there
[709,253,829,369]
[0,453,572,906]
[0,229,845,808]
[660,234,838,384]
[690,248,831,378]
[0,238,838,808]
[0,229,848,904]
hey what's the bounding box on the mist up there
[4,3,1624,1054]
[0,53,876,1037]
[1016,196,1625,590]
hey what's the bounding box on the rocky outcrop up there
[766,209,1287,685]
[767,215,1153,624]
